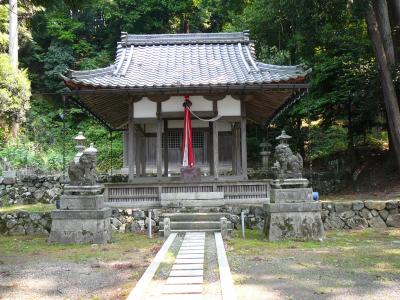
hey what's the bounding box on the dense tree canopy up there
[0,0,398,176]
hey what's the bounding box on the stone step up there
[160,228,233,233]
[161,212,229,222]
[160,221,232,231]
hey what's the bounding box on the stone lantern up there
[259,139,271,170]
[74,132,86,163]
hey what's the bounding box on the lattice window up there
[162,129,204,149]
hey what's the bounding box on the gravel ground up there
[229,244,400,300]
[0,258,147,300]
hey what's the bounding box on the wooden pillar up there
[135,129,141,177]
[128,101,136,181]
[241,102,248,179]
[141,134,146,176]
[235,122,242,175]
[231,123,239,175]
[213,121,219,179]
[163,119,169,176]
[208,122,214,176]
[156,119,163,178]
[123,131,129,168]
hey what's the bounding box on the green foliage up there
[0,54,31,133]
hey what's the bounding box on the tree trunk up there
[389,0,400,62]
[391,0,400,25]
[8,0,18,68]
[373,0,396,68]
[366,3,400,172]
[347,99,357,171]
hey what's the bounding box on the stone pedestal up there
[49,185,112,244]
[264,180,324,241]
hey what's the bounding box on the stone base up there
[263,202,325,241]
[48,208,112,244]
[180,167,201,182]
[270,178,309,189]
[270,188,313,203]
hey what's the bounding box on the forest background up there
[0,0,399,190]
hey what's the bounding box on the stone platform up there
[49,185,111,244]
[264,179,324,241]
[263,202,324,241]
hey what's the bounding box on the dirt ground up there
[227,228,400,300]
[0,232,162,300]
[1,229,400,300]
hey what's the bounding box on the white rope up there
[188,107,222,122]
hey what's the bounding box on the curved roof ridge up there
[120,31,250,46]
[68,65,114,79]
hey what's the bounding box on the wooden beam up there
[128,100,136,181]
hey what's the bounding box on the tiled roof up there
[63,31,310,90]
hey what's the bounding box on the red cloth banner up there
[182,95,195,167]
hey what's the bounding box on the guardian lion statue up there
[273,143,303,179]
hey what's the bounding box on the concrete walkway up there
[128,232,236,300]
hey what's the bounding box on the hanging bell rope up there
[187,106,222,122]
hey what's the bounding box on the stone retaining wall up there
[321,200,400,230]
[2,200,400,236]
[0,175,63,205]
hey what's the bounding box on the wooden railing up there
[104,180,270,208]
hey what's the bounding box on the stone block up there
[379,209,389,221]
[49,207,112,244]
[263,202,321,213]
[263,203,324,241]
[386,214,400,227]
[346,216,368,229]
[60,194,104,210]
[324,213,345,230]
[352,201,364,211]
[270,188,313,203]
[371,210,379,217]
[220,217,228,239]
[339,210,355,220]
[368,216,387,228]
[335,202,353,213]
[386,200,398,210]
[359,208,372,219]
[365,200,386,211]
[163,217,171,238]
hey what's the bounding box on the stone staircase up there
[159,212,233,234]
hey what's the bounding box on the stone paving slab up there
[181,242,204,245]
[175,258,204,264]
[170,269,204,277]
[160,294,207,300]
[178,250,205,254]
[176,253,204,259]
[172,263,203,270]
[162,284,203,294]
[180,246,204,250]
[166,276,204,284]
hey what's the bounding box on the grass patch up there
[228,228,400,277]
[0,232,163,263]
[0,203,54,213]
